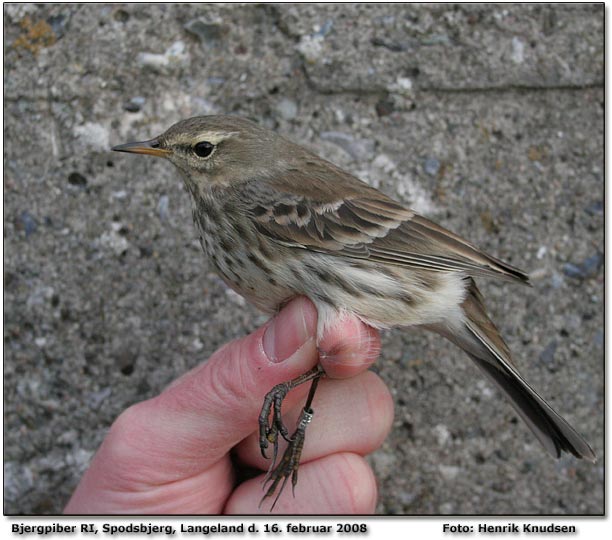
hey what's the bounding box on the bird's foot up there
[258,382,292,466]
[260,406,314,510]
[258,366,324,510]
[258,365,324,462]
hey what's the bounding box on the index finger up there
[318,315,381,379]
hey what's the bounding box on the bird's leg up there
[258,364,325,460]
[260,371,323,510]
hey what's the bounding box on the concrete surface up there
[3,3,603,514]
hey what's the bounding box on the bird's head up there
[112,115,289,194]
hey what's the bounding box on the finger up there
[235,371,394,469]
[318,316,381,379]
[224,453,377,514]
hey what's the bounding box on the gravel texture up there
[3,4,603,515]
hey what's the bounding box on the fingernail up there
[263,298,316,363]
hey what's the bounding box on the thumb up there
[106,297,320,476]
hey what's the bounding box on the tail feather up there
[431,279,596,462]
[467,347,595,460]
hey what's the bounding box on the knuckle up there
[110,401,148,440]
[104,402,158,478]
[204,345,255,414]
[360,372,394,438]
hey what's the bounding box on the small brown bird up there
[113,115,595,506]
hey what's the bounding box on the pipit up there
[113,115,595,508]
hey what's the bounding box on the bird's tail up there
[430,278,596,462]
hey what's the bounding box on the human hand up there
[64,297,394,514]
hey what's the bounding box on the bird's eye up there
[193,141,215,158]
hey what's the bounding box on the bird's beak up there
[112,139,171,157]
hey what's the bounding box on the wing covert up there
[240,170,529,284]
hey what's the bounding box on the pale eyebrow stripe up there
[195,131,240,145]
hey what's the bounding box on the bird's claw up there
[260,407,314,510]
[259,382,291,460]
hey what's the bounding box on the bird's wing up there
[240,166,529,284]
